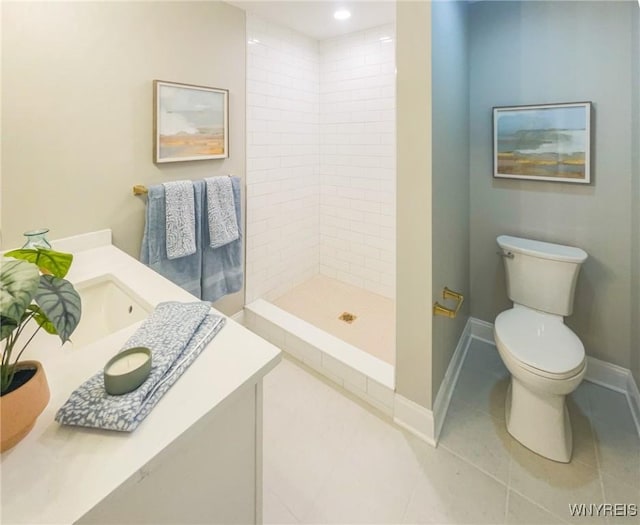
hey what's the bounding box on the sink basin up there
[69,275,152,348]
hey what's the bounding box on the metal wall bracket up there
[433,287,465,319]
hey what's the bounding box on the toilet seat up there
[495,308,585,380]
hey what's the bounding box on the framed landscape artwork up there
[493,102,592,184]
[154,80,229,163]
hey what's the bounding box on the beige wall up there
[469,1,637,370]
[431,0,469,400]
[395,0,433,408]
[1,1,246,315]
[631,7,640,387]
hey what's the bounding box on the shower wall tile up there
[319,24,397,299]
[246,15,320,303]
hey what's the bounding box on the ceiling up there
[228,1,396,41]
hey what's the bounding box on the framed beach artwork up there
[493,102,592,184]
[154,80,229,163]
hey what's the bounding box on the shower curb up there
[244,299,395,416]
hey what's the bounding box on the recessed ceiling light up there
[379,36,393,43]
[334,9,351,21]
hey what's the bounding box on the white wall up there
[246,17,396,303]
[245,15,320,303]
[318,25,396,299]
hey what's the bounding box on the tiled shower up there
[245,14,397,393]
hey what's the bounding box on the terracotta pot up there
[0,361,50,453]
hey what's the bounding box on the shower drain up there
[338,312,357,324]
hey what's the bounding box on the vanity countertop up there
[0,230,281,524]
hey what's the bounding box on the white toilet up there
[494,235,588,463]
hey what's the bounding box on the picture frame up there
[154,80,229,163]
[493,102,592,184]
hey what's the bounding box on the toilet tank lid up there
[497,235,588,263]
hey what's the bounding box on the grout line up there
[583,383,609,511]
[507,486,572,525]
[504,442,513,524]
[399,479,418,524]
[438,441,509,488]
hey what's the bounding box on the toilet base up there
[505,377,573,463]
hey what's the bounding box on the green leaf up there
[0,315,18,340]
[4,248,73,278]
[26,304,57,335]
[0,258,39,323]
[34,275,81,343]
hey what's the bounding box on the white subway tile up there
[322,354,367,390]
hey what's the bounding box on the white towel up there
[163,180,197,260]
[205,176,240,249]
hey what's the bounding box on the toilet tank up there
[497,235,588,316]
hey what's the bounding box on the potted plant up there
[0,248,81,452]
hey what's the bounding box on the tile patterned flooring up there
[273,275,396,365]
[262,338,640,524]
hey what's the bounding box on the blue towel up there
[163,180,197,259]
[201,176,244,303]
[55,302,226,432]
[140,184,203,298]
[205,176,240,249]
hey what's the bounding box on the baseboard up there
[231,309,245,325]
[469,317,494,344]
[584,356,629,393]
[393,394,436,446]
[469,317,640,438]
[432,318,473,443]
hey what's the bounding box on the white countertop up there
[0,231,281,524]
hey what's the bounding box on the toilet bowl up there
[494,305,586,462]
[494,235,588,463]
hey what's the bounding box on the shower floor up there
[273,275,395,365]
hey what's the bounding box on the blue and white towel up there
[206,176,240,249]
[140,184,203,298]
[55,302,225,432]
[202,176,244,302]
[163,180,197,259]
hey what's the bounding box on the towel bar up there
[133,185,148,196]
[133,176,233,196]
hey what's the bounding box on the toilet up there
[494,235,588,463]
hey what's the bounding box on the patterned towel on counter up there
[205,176,240,249]
[55,301,226,432]
[164,180,197,259]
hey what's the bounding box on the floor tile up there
[262,337,638,525]
[592,420,640,489]
[601,473,640,525]
[343,409,430,494]
[566,396,598,468]
[450,364,510,421]
[509,439,605,523]
[402,446,507,524]
[439,400,513,483]
[464,338,508,376]
[263,488,300,524]
[303,455,414,524]
[586,384,637,436]
[506,490,567,525]
[570,383,592,416]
